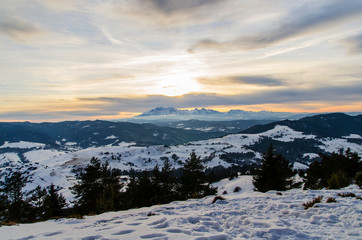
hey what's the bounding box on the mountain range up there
[131,107,314,121]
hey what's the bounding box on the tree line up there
[0,152,217,224]
[252,144,362,192]
[1,145,361,225]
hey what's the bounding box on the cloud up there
[77,83,362,112]
[0,15,87,46]
[106,0,225,26]
[340,33,362,54]
[198,75,284,87]
[0,17,44,42]
[1,83,361,121]
[140,0,220,15]
[34,0,84,11]
[192,1,362,51]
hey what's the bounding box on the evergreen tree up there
[29,185,47,220]
[2,171,31,222]
[253,143,295,192]
[304,148,361,189]
[43,184,67,219]
[327,170,350,189]
[160,159,177,202]
[152,159,178,203]
[71,157,123,214]
[96,162,123,212]
[0,193,9,223]
[125,171,158,208]
[71,157,103,214]
[181,152,216,198]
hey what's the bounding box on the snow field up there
[1,177,361,240]
[0,141,45,149]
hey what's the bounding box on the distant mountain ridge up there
[0,120,223,148]
[135,107,312,121]
[242,113,362,138]
[138,107,221,116]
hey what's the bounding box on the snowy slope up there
[1,177,361,240]
[1,125,361,202]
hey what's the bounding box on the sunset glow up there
[0,0,361,121]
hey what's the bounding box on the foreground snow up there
[1,177,361,240]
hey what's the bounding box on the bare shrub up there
[212,195,226,204]
[326,197,337,203]
[303,196,323,210]
[337,192,356,198]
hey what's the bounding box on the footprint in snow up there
[43,231,63,236]
[80,235,102,240]
[95,219,109,224]
[153,221,169,229]
[127,222,142,226]
[194,234,231,240]
[112,220,123,224]
[17,236,35,240]
[166,228,192,235]
[140,233,167,239]
[112,229,135,235]
[148,217,167,226]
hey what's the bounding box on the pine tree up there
[0,193,9,223]
[304,148,361,189]
[253,143,295,192]
[71,157,103,214]
[181,152,216,198]
[43,184,67,219]
[2,171,31,222]
[71,157,123,214]
[29,185,47,220]
[97,162,123,212]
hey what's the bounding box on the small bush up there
[327,170,350,189]
[222,190,227,195]
[303,196,323,210]
[356,196,362,200]
[276,192,282,196]
[355,172,362,188]
[212,196,226,204]
[337,192,356,198]
[326,197,337,203]
[233,186,241,193]
[1,221,18,226]
[64,214,84,219]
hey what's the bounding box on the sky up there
[1,0,362,122]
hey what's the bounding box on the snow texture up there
[1,176,361,240]
[0,141,45,149]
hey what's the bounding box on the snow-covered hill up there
[1,176,361,240]
[1,124,361,202]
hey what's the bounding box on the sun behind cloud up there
[146,55,205,96]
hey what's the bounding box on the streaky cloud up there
[0,17,43,42]
[192,1,362,51]
[198,75,285,87]
[140,0,222,15]
[78,84,362,112]
[340,32,362,54]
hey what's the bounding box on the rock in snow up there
[1,176,361,240]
